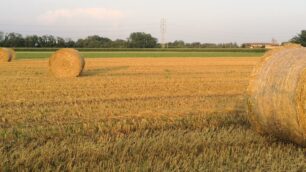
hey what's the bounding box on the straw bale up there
[248,46,306,146]
[49,48,85,78]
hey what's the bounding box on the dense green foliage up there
[291,30,306,47]
[0,31,241,48]
[167,40,239,48]
[76,35,113,48]
[127,32,158,48]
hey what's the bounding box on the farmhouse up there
[242,43,280,49]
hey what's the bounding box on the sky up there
[1,0,306,44]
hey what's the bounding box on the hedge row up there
[14,48,268,53]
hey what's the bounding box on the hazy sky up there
[1,0,306,43]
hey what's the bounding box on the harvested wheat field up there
[0,57,305,171]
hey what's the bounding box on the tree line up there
[1,30,305,48]
[290,30,306,47]
[0,31,239,48]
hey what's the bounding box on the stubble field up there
[0,57,305,171]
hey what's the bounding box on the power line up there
[160,18,167,48]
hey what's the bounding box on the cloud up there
[37,7,124,25]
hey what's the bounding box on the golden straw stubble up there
[247,46,306,146]
[0,48,12,63]
[49,48,85,78]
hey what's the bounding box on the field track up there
[1,57,305,171]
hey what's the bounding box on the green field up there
[16,51,264,59]
[14,48,267,52]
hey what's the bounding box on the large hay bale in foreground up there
[247,46,306,146]
[0,48,12,63]
[49,48,85,78]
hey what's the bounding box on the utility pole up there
[271,38,278,45]
[160,18,167,48]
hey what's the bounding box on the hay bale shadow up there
[83,66,129,76]
[207,94,250,129]
[204,111,251,130]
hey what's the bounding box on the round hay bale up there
[247,46,306,146]
[8,48,16,60]
[0,48,12,63]
[49,48,85,78]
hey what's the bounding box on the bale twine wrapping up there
[49,48,85,78]
[247,46,306,146]
[0,48,12,63]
